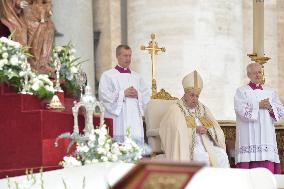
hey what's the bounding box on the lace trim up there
[276,107,283,120]
[244,102,253,119]
[239,144,278,154]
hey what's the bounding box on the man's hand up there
[259,98,272,109]
[196,126,207,135]
[124,86,138,98]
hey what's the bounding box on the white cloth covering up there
[234,85,284,163]
[0,164,278,189]
[192,121,229,167]
[159,100,229,168]
[98,68,150,145]
[0,163,134,189]
[190,109,229,167]
[186,167,277,189]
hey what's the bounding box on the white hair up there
[247,63,261,76]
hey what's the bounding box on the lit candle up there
[253,0,264,57]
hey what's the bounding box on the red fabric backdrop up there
[0,21,10,37]
[0,84,113,178]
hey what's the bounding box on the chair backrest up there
[144,99,177,153]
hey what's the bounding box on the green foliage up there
[0,70,5,83]
[61,80,80,99]
[33,86,54,99]
[0,36,55,99]
[50,43,84,97]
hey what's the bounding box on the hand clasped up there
[259,98,271,110]
[196,126,207,135]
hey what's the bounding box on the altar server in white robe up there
[159,71,229,167]
[234,63,284,174]
[99,45,150,146]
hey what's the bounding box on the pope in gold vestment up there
[159,71,229,167]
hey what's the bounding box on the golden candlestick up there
[141,33,166,97]
[248,0,270,84]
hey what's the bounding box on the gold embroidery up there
[185,115,196,128]
[199,116,213,129]
[177,99,214,129]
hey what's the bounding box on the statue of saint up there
[0,0,28,45]
[0,0,55,73]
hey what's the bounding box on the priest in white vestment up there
[98,45,150,146]
[159,71,229,167]
[234,63,284,174]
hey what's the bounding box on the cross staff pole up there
[141,33,165,97]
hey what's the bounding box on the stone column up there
[93,0,122,81]
[52,0,95,91]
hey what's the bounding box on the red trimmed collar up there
[115,65,131,74]
[248,81,263,90]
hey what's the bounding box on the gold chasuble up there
[159,100,227,166]
[159,70,228,167]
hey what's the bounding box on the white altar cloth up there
[186,167,278,189]
[0,163,134,189]
[0,163,281,189]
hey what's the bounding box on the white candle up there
[253,0,264,57]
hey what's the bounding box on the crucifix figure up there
[141,33,166,96]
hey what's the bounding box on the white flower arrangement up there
[0,37,28,85]
[58,125,143,168]
[50,43,83,97]
[51,43,81,81]
[0,36,54,99]
[28,72,55,96]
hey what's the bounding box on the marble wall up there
[92,0,284,120]
[93,0,121,82]
[53,0,95,91]
[243,0,284,102]
[127,0,243,119]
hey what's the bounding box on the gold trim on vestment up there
[177,99,213,129]
[177,99,216,163]
[185,115,213,129]
[199,117,214,129]
[185,116,196,128]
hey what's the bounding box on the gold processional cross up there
[141,34,166,97]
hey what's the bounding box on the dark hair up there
[116,45,131,57]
